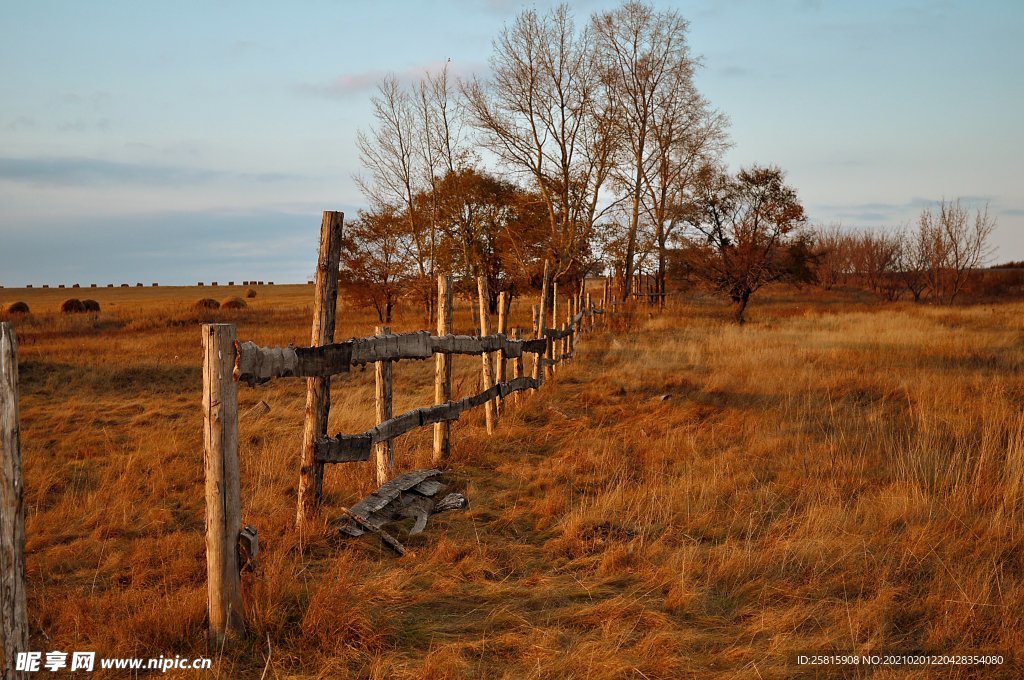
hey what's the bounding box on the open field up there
[2,285,1023,678]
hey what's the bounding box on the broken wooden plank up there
[315,377,540,463]
[235,333,549,384]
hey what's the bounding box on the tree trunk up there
[734,291,750,324]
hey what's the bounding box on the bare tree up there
[592,1,708,301]
[357,76,435,321]
[919,199,995,303]
[464,4,613,284]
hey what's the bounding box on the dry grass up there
[2,283,1022,678]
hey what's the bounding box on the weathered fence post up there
[374,326,394,486]
[511,328,524,407]
[433,274,453,464]
[496,292,508,416]
[530,304,541,393]
[297,211,343,526]
[587,292,594,333]
[202,323,245,648]
[550,282,558,376]
[1,323,28,678]
[536,261,549,386]
[476,276,496,434]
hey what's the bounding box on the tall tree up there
[357,76,433,321]
[592,1,709,301]
[464,4,613,285]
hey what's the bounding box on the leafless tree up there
[357,76,434,319]
[592,1,710,301]
[918,199,995,303]
[464,4,614,284]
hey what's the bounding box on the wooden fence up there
[201,211,607,646]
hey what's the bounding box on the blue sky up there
[1,0,1021,285]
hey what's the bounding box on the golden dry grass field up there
[1,284,1023,678]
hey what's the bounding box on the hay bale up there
[194,298,220,311]
[82,299,101,312]
[60,298,86,314]
[4,301,30,314]
[221,297,247,310]
[245,288,257,299]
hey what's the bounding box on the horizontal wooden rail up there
[235,332,549,385]
[315,376,539,463]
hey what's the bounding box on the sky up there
[1,0,1022,286]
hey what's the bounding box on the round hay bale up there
[82,299,101,312]
[193,298,220,311]
[60,298,87,314]
[4,301,30,314]
[221,297,247,310]
[246,288,257,298]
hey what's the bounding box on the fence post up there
[374,326,394,486]
[511,328,523,407]
[476,276,496,434]
[1,323,28,678]
[297,211,343,526]
[496,292,508,416]
[433,274,453,464]
[550,282,558,376]
[587,292,594,333]
[536,261,549,387]
[202,323,245,648]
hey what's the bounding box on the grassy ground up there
[2,284,1022,678]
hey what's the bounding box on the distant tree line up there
[812,199,996,304]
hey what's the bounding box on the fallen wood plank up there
[339,507,406,555]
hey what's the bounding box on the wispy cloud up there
[0,156,304,188]
[295,60,485,98]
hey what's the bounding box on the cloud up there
[4,116,36,131]
[295,60,486,98]
[812,195,1006,226]
[0,156,303,188]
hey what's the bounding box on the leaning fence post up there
[202,323,245,648]
[1,323,28,678]
[476,276,496,434]
[374,326,394,486]
[297,211,343,526]
[530,304,541,393]
[433,274,453,464]
[586,292,594,333]
[496,291,508,416]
